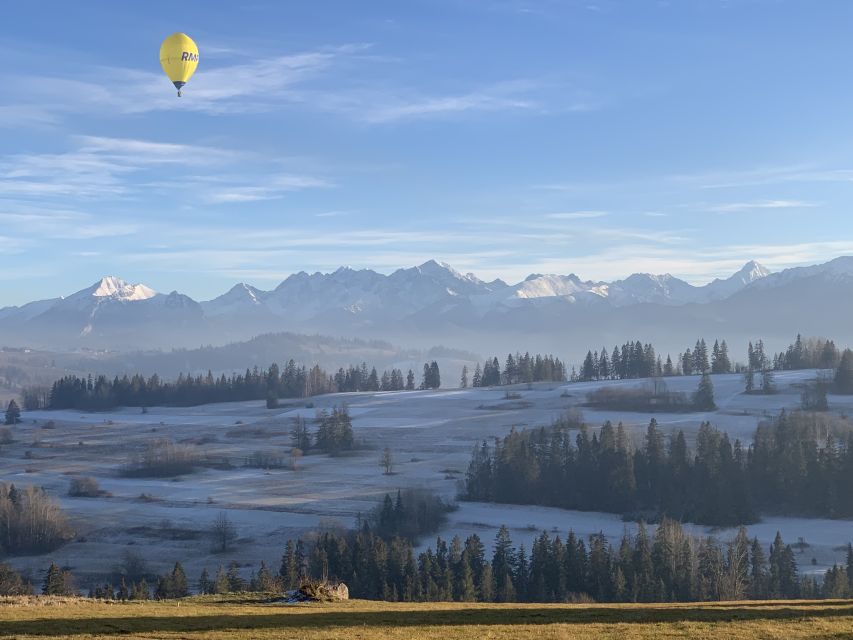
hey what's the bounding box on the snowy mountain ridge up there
[3,256,853,352]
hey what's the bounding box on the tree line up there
[35,360,442,411]
[466,353,566,388]
[575,334,844,383]
[292,520,835,603]
[20,517,853,602]
[462,409,853,525]
[576,339,731,382]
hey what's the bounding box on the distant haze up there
[2,257,852,363]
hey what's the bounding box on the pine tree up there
[460,365,469,389]
[406,370,415,391]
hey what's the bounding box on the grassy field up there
[1,596,853,639]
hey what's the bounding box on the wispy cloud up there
[206,175,334,203]
[315,210,352,218]
[709,199,817,213]
[0,43,564,126]
[0,135,329,205]
[546,210,608,219]
[349,84,539,123]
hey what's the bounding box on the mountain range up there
[2,257,852,360]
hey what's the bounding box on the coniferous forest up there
[573,334,842,382]
[41,361,434,411]
[287,518,826,603]
[462,410,853,525]
[11,488,852,602]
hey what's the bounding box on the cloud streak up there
[546,210,608,219]
[0,135,330,205]
[0,43,561,126]
[709,199,818,213]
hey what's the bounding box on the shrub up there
[68,476,103,497]
[586,384,693,412]
[120,440,198,477]
[0,427,12,445]
[245,450,285,469]
[0,563,31,595]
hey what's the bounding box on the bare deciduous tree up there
[380,447,394,475]
[290,447,303,471]
[211,511,237,553]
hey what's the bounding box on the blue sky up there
[3,0,853,306]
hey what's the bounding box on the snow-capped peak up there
[417,259,484,285]
[91,276,157,301]
[512,274,590,299]
[733,260,771,284]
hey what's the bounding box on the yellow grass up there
[1,596,852,639]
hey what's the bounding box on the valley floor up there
[4,370,852,588]
[1,595,853,639]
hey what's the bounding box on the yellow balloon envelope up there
[160,33,199,97]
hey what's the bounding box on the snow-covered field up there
[4,369,850,587]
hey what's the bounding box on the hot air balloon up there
[160,33,199,97]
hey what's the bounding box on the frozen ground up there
[4,369,850,588]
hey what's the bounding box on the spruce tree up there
[694,373,716,410]
[847,543,853,593]
[171,561,188,597]
[4,400,20,426]
[429,361,441,389]
[214,565,230,594]
[744,368,754,393]
[457,552,477,601]
[761,368,776,394]
[227,561,244,592]
[836,349,853,393]
[198,568,211,595]
[42,563,65,595]
[255,561,276,592]
[719,340,731,373]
